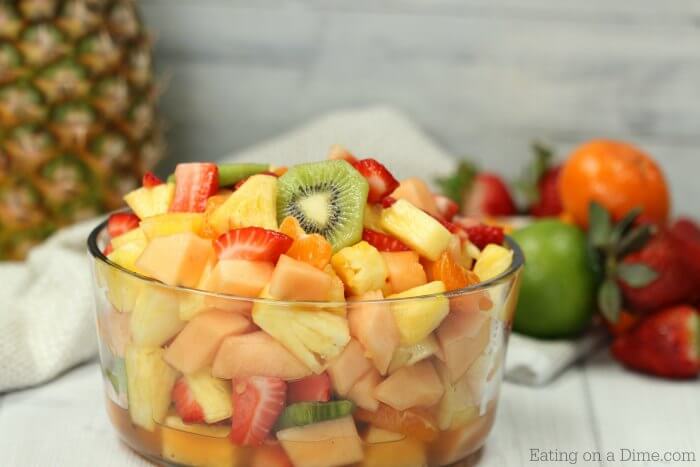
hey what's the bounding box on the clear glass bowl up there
[88,217,523,467]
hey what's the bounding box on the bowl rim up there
[87,214,525,305]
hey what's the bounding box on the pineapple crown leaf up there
[434,159,478,207]
[587,201,657,323]
[514,140,555,205]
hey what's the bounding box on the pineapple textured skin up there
[0,0,162,260]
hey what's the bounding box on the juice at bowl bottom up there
[90,222,523,467]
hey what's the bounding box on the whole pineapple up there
[0,0,163,260]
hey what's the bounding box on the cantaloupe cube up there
[161,418,242,467]
[347,368,382,412]
[277,416,363,467]
[391,177,440,218]
[99,306,131,357]
[164,309,252,374]
[374,360,444,411]
[427,406,496,466]
[389,281,449,346]
[136,232,214,287]
[268,255,333,301]
[203,259,274,297]
[436,310,491,382]
[211,331,312,381]
[347,291,399,375]
[130,286,184,347]
[361,427,426,467]
[381,251,427,294]
[327,339,373,396]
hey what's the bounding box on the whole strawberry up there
[669,218,700,288]
[517,142,563,217]
[612,305,699,379]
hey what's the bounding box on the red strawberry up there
[233,171,277,191]
[465,224,505,250]
[619,231,695,312]
[380,196,397,208]
[287,373,331,403]
[103,243,114,256]
[169,163,219,213]
[214,227,293,262]
[463,173,517,217]
[530,166,563,217]
[434,194,459,221]
[612,305,699,379]
[171,378,205,423]
[107,212,139,238]
[362,229,410,252]
[669,218,700,286]
[352,159,399,203]
[230,376,287,446]
[142,171,163,188]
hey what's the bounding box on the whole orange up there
[559,140,670,227]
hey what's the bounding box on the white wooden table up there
[1,348,697,467]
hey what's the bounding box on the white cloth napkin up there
[0,105,601,392]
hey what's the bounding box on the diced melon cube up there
[391,177,441,218]
[331,241,388,296]
[435,361,479,431]
[135,232,214,287]
[347,368,382,412]
[374,360,444,411]
[436,310,491,382]
[130,286,185,347]
[268,255,334,301]
[211,331,312,381]
[427,407,496,466]
[327,339,373,396]
[203,259,274,297]
[278,416,363,467]
[164,309,252,374]
[473,244,513,281]
[381,251,427,294]
[380,199,451,261]
[347,291,399,375]
[389,281,449,346]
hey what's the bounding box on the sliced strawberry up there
[103,243,114,256]
[169,163,219,213]
[352,159,400,203]
[287,374,331,403]
[612,305,699,379]
[230,376,287,446]
[464,173,517,217]
[380,196,397,208]
[142,171,163,188]
[214,227,293,262]
[107,212,139,238]
[465,224,505,250]
[434,194,459,221]
[172,378,205,423]
[362,229,410,252]
[233,171,277,191]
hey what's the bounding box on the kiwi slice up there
[277,160,368,251]
[167,163,269,185]
[275,401,355,430]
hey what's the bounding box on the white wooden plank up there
[584,349,700,466]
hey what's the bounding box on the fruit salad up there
[89,147,523,467]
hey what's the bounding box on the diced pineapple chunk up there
[125,345,178,431]
[99,240,147,312]
[124,183,175,219]
[252,300,350,374]
[363,203,385,232]
[111,227,147,249]
[107,237,147,271]
[184,369,232,423]
[208,174,277,235]
[164,413,230,438]
[473,244,513,281]
[380,199,452,261]
[387,334,441,374]
[331,241,388,296]
[140,213,204,239]
[130,286,184,347]
[435,361,479,430]
[389,281,449,345]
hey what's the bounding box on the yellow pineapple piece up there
[435,361,479,430]
[124,183,175,219]
[363,203,385,232]
[125,345,178,431]
[252,296,350,373]
[98,239,147,312]
[331,241,388,295]
[208,174,277,235]
[111,227,147,250]
[387,334,442,374]
[389,281,449,345]
[164,412,230,438]
[380,199,452,260]
[473,244,513,281]
[140,213,205,239]
[184,369,232,423]
[130,285,185,347]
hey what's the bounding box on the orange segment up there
[354,404,439,442]
[426,251,480,291]
[279,216,305,240]
[286,234,333,270]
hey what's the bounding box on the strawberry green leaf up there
[598,279,621,323]
[589,202,612,248]
[435,160,477,206]
[514,141,554,205]
[617,263,658,288]
[609,207,642,245]
[617,224,655,257]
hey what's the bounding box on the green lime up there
[511,220,596,338]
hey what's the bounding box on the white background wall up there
[141,0,700,214]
